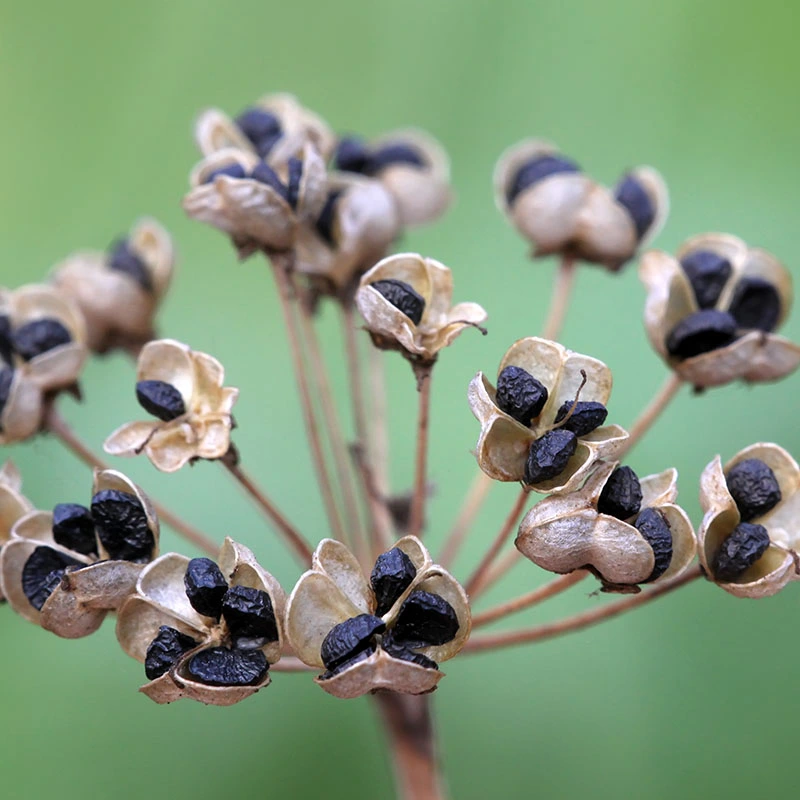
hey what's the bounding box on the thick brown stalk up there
[408,364,434,538]
[438,470,494,569]
[540,254,577,341]
[620,372,684,456]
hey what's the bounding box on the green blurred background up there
[1,1,798,797]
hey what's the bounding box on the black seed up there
[184,558,228,619]
[334,136,371,173]
[107,239,153,292]
[186,646,269,687]
[285,156,303,210]
[597,466,643,521]
[319,645,375,680]
[392,591,459,648]
[135,379,186,422]
[235,108,282,148]
[367,143,425,175]
[382,635,438,670]
[665,309,738,359]
[506,154,580,205]
[725,459,782,522]
[250,161,289,202]
[371,547,417,616]
[495,366,549,427]
[634,507,673,583]
[614,174,655,239]
[145,625,199,680]
[728,277,781,333]
[255,134,283,159]
[90,489,155,563]
[712,522,771,582]
[553,400,608,436]
[371,279,425,325]
[11,319,72,361]
[221,585,279,648]
[203,162,247,183]
[320,614,385,672]
[0,314,13,364]
[21,545,83,611]
[315,190,344,245]
[524,429,578,485]
[680,250,732,309]
[0,367,13,427]
[52,503,97,556]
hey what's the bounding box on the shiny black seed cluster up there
[681,250,731,309]
[613,174,655,240]
[553,400,608,436]
[204,156,304,210]
[52,503,97,556]
[524,429,577,485]
[597,466,642,520]
[145,626,198,679]
[107,239,153,292]
[496,366,548,426]
[371,279,425,325]
[633,507,673,582]
[235,108,283,158]
[371,547,417,616]
[506,154,580,205]
[711,522,770,582]
[725,459,782,521]
[91,490,155,563]
[21,545,83,610]
[135,379,186,422]
[334,136,425,177]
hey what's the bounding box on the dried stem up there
[540,254,577,341]
[438,470,494,569]
[341,302,370,460]
[270,656,314,673]
[221,458,313,565]
[368,343,391,498]
[463,486,530,598]
[620,372,684,457]
[472,570,589,628]
[464,565,704,653]
[408,364,434,538]
[44,405,218,557]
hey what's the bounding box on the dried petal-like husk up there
[0,461,33,553]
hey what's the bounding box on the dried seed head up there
[135,379,186,422]
[506,154,580,205]
[680,249,732,309]
[185,646,269,686]
[21,545,83,611]
[597,466,643,520]
[524,429,578,485]
[633,507,673,582]
[725,459,782,521]
[728,277,781,332]
[391,590,459,648]
[184,557,228,619]
[11,318,72,361]
[495,365,549,426]
[665,309,738,359]
[235,107,282,156]
[52,503,97,556]
[250,160,287,194]
[145,625,199,680]
[370,279,426,325]
[613,173,656,239]
[320,614,386,673]
[90,489,155,563]
[553,400,608,436]
[221,585,279,648]
[107,239,153,292]
[711,522,771,582]
[371,547,417,616]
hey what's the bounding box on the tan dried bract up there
[0,461,34,600]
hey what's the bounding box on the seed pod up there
[370,279,425,325]
[382,635,438,670]
[367,142,426,174]
[524,429,578,485]
[506,154,580,206]
[91,489,155,563]
[145,625,199,679]
[320,614,386,672]
[221,585,279,648]
[634,507,673,582]
[334,137,371,173]
[185,646,269,686]
[728,277,781,333]
[21,545,84,611]
[235,107,282,155]
[391,590,459,648]
[107,239,153,292]
[553,400,608,436]
[614,173,655,239]
[665,309,738,359]
[52,503,97,556]
[184,557,229,619]
[135,379,186,422]
[371,547,417,616]
[725,459,782,521]
[11,318,72,361]
[0,314,14,363]
[204,162,247,183]
[250,160,288,200]
[495,365,548,427]
[679,249,732,309]
[597,466,643,521]
[320,645,376,680]
[711,522,770,582]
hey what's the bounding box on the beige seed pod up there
[0,462,34,597]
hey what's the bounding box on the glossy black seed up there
[0,367,13,426]
[712,522,770,582]
[52,503,96,556]
[235,108,282,147]
[250,161,288,201]
[135,379,186,422]
[495,366,549,427]
[203,162,247,183]
[319,644,375,680]
[367,143,425,175]
[255,134,283,159]
[315,190,344,245]
[553,400,608,436]
[186,646,269,686]
[285,156,303,210]
[91,489,155,563]
[21,545,83,611]
[0,314,13,364]
[680,250,732,309]
[665,309,738,359]
[320,614,386,672]
[614,174,656,239]
[11,319,72,361]
[371,279,425,325]
[382,635,438,670]
[392,591,459,648]
[597,466,643,521]
[184,558,228,619]
[523,429,577,485]
[728,277,781,333]
[507,154,580,205]
[725,459,782,521]
[371,547,417,616]
[334,136,371,173]
[144,625,199,679]
[634,507,673,583]
[221,585,279,647]
[107,239,153,292]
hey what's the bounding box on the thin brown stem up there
[368,344,391,498]
[221,459,312,565]
[408,364,434,538]
[44,405,218,557]
[438,470,494,569]
[341,302,370,459]
[270,656,314,673]
[465,565,704,653]
[540,254,577,342]
[472,570,589,628]
[620,372,684,457]
[268,253,346,543]
[463,486,530,598]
